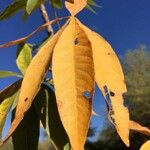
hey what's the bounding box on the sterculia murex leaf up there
[52,17,95,149]
[1,16,131,149]
[76,19,130,146]
[1,20,69,145]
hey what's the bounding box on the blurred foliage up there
[85,45,150,150]
[38,139,55,150]
[0,139,13,150]
[0,138,54,150]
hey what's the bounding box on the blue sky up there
[0,0,150,141]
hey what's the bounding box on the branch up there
[40,3,54,36]
[0,16,69,49]
[51,2,61,29]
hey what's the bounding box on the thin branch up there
[51,2,61,29]
[40,3,54,36]
[0,16,69,49]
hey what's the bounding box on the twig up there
[0,16,69,49]
[40,3,54,36]
[51,2,61,29]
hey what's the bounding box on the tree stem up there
[40,3,54,36]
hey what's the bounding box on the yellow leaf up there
[129,120,150,136]
[65,0,87,16]
[140,140,150,150]
[52,17,94,149]
[77,19,130,146]
[2,22,68,145]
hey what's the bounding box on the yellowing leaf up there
[77,19,129,146]
[52,17,94,149]
[65,0,87,16]
[0,97,14,139]
[2,22,68,145]
[0,80,21,138]
[140,140,150,150]
[129,120,150,136]
[109,98,129,146]
[16,43,32,75]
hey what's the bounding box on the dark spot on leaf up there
[108,53,111,55]
[24,98,28,102]
[74,38,79,45]
[110,91,115,96]
[83,91,92,100]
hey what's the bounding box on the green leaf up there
[0,80,21,138]
[34,84,70,150]
[86,0,101,14]
[26,0,40,14]
[0,71,22,78]
[50,0,63,9]
[64,143,71,150]
[11,90,20,110]
[0,80,22,104]
[16,44,32,75]
[0,0,27,20]
[87,0,100,7]
[12,104,40,150]
[86,4,96,14]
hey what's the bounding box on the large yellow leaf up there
[77,19,130,146]
[52,17,94,149]
[140,140,150,150]
[129,120,150,136]
[65,0,87,16]
[2,22,68,145]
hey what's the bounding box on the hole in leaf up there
[83,91,92,100]
[24,98,28,102]
[74,38,79,45]
[110,91,115,96]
